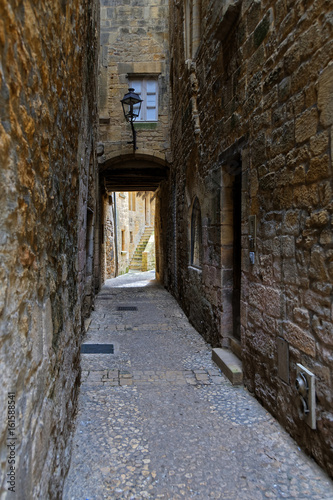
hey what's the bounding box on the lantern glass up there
[121,88,143,122]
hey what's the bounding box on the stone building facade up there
[163,0,333,477]
[98,0,170,160]
[97,0,170,282]
[101,191,155,278]
[0,0,99,497]
[117,191,155,275]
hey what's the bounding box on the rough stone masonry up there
[165,0,333,478]
[0,0,99,498]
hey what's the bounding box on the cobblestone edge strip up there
[81,368,226,387]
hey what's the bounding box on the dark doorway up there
[220,154,242,351]
[232,168,242,341]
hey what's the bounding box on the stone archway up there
[99,152,169,192]
[98,153,169,285]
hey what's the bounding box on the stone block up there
[318,64,333,126]
[312,316,333,347]
[253,9,272,48]
[212,348,243,385]
[304,289,331,319]
[305,210,329,229]
[31,400,53,480]
[294,184,319,209]
[298,23,321,61]
[283,210,300,235]
[222,269,233,287]
[293,307,310,329]
[283,321,316,356]
[278,76,291,102]
[281,235,295,258]
[306,155,330,183]
[320,230,333,245]
[221,224,234,245]
[291,165,306,184]
[271,120,295,156]
[309,245,329,281]
[247,44,265,77]
[249,283,281,318]
[295,108,318,144]
[0,266,8,316]
[310,131,329,156]
[284,43,300,75]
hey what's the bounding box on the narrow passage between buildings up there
[64,271,333,500]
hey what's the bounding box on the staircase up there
[129,226,154,271]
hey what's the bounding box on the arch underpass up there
[99,153,169,192]
[98,153,169,287]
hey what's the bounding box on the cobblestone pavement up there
[63,271,333,500]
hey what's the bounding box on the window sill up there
[133,122,158,130]
[188,265,202,273]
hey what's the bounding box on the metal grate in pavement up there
[117,306,138,311]
[81,344,114,354]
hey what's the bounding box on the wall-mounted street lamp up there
[121,88,143,152]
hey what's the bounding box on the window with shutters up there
[190,197,202,268]
[129,77,158,122]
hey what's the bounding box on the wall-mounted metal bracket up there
[296,364,316,429]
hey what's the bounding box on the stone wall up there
[103,194,116,280]
[167,0,333,477]
[99,0,170,161]
[142,234,156,271]
[0,0,99,497]
[97,0,169,282]
[117,192,131,275]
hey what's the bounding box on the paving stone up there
[63,271,333,500]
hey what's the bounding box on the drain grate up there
[117,306,138,311]
[81,344,114,354]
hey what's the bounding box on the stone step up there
[129,229,154,268]
[212,348,243,385]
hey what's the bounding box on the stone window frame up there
[128,76,159,122]
[190,196,202,269]
[184,0,201,61]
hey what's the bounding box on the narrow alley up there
[2,1,333,497]
[64,272,333,500]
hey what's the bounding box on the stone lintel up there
[118,61,164,76]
